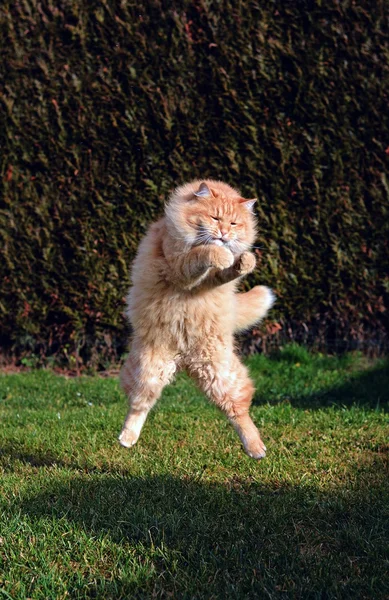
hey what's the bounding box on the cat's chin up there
[212,239,247,256]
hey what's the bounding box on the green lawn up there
[0,346,388,599]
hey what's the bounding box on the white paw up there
[242,438,267,460]
[118,428,139,448]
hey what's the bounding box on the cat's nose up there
[220,229,229,238]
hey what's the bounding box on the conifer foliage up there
[1,1,388,365]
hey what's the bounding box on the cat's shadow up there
[13,460,389,596]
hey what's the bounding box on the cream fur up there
[119,179,275,459]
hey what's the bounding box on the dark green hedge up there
[1,0,388,366]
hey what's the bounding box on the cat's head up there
[165,180,257,255]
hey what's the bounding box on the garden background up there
[1,0,388,368]
[1,4,389,598]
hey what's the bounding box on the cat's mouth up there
[194,236,233,249]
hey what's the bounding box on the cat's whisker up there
[196,232,215,246]
[229,239,243,253]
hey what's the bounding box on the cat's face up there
[179,183,257,255]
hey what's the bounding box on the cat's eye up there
[211,216,219,221]
[231,222,237,226]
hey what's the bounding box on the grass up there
[0,345,388,599]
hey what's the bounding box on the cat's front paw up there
[236,251,256,275]
[210,246,234,270]
[118,427,140,448]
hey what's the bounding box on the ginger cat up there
[119,180,275,459]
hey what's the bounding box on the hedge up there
[1,0,388,367]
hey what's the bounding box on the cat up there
[119,179,275,459]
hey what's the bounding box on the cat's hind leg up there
[119,347,177,448]
[234,286,275,332]
[188,352,266,459]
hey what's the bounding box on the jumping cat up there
[119,180,275,459]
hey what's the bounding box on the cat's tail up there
[234,286,275,332]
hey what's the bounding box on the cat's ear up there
[239,198,257,212]
[194,182,212,198]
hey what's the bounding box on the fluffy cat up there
[119,179,275,459]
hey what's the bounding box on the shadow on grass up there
[253,351,389,411]
[0,444,71,470]
[0,442,129,475]
[14,453,389,599]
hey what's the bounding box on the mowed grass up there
[0,345,388,599]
